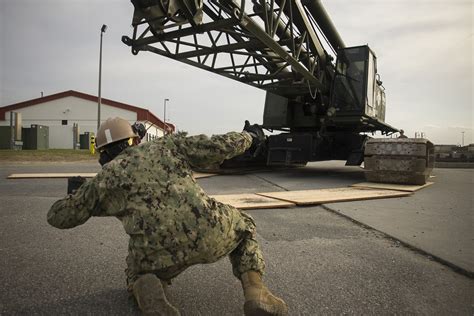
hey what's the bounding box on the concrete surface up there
[0,161,472,315]
[435,162,474,169]
[330,168,474,274]
[241,163,474,275]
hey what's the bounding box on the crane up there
[122,0,433,184]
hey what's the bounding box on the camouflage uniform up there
[47,132,265,290]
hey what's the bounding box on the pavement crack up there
[251,174,289,191]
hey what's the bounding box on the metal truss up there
[122,0,331,98]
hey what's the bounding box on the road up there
[0,161,472,315]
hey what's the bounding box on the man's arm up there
[47,180,101,229]
[175,131,253,170]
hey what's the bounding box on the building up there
[0,90,174,149]
[434,144,474,162]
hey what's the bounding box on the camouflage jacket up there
[47,131,252,252]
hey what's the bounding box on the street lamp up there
[163,98,169,135]
[97,24,107,131]
[462,131,465,147]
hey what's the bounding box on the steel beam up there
[239,13,325,90]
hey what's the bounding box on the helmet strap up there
[98,139,130,166]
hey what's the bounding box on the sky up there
[0,0,472,145]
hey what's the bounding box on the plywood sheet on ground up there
[210,193,295,210]
[351,182,434,192]
[8,171,217,179]
[193,172,217,179]
[7,173,98,179]
[257,187,412,205]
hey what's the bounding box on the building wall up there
[0,96,136,128]
[0,96,165,148]
[143,122,165,139]
[434,145,456,153]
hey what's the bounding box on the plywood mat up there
[7,173,98,179]
[351,182,434,192]
[193,172,217,179]
[8,172,217,179]
[257,187,412,205]
[210,193,295,210]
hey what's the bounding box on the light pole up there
[163,98,169,135]
[462,131,465,147]
[97,24,107,131]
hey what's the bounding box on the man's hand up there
[243,120,266,157]
[67,176,86,195]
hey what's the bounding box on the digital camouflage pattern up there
[47,131,266,289]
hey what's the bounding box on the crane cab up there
[330,45,386,123]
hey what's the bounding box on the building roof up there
[0,90,175,132]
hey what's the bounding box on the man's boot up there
[132,274,180,316]
[241,271,288,316]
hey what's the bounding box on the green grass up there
[0,149,98,162]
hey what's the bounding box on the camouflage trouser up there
[125,201,265,290]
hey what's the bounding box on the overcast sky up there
[0,0,472,145]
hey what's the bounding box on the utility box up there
[23,125,49,150]
[0,126,12,149]
[80,132,94,149]
[0,112,23,149]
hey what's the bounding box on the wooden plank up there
[193,172,217,179]
[210,193,295,210]
[7,171,217,180]
[7,173,97,179]
[257,187,412,205]
[351,182,434,192]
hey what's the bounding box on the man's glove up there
[243,120,266,157]
[67,176,86,195]
[132,122,147,140]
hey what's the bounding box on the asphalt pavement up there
[0,161,472,315]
